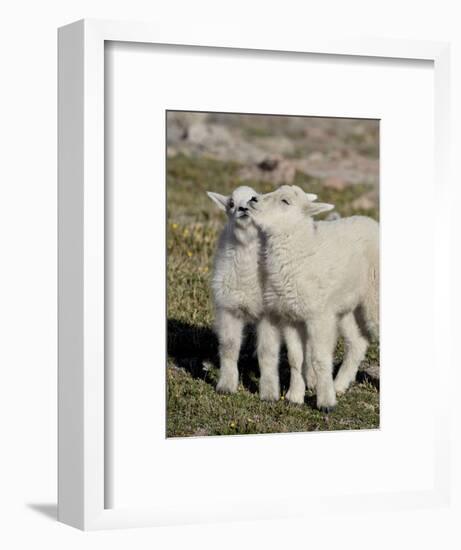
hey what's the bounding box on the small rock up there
[238,159,297,185]
[323,176,348,191]
[328,150,343,161]
[351,192,377,211]
[166,120,188,144]
[359,365,380,389]
[307,151,324,163]
[304,127,325,140]
[258,157,279,172]
[256,136,295,156]
[352,124,366,136]
[187,122,233,145]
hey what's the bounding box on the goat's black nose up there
[238,206,249,212]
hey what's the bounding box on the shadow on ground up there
[167,318,349,396]
[168,319,300,394]
[27,503,57,521]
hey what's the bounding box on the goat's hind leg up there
[334,312,368,395]
[284,323,306,404]
[215,310,244,394]
[257,316,281,401]
[304,335,317,391]
[308,315,337,412]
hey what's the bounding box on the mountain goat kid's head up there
[207,186,259,230]
[248,185,334,233]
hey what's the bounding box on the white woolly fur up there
[207,186,316,403]
[249,185,379,411]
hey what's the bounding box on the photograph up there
[166,110,380,437]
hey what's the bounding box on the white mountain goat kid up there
[207,185,317,402]
[249,185,379,412]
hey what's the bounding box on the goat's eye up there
[228,199,234,208]
[281,199,290,205]
[250,196,258,203]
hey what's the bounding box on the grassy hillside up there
[166,154,379,437]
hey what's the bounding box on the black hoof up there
[318,405,336,414]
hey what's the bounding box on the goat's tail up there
[360,254,380,341]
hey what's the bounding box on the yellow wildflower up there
[187,251,193,258]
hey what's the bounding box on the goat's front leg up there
[215,310,244,394]
[257,316,281,401]
[307,315,337,412]
[283,323,306,404]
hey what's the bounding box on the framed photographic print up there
[58,19,452,530]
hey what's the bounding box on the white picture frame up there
[58,19,452,530]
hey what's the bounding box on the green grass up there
[167,154,380,437]
[167,365,379,437]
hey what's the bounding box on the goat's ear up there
[304,201,335,216]
[291,186,316,201]
[207,191,229,211]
